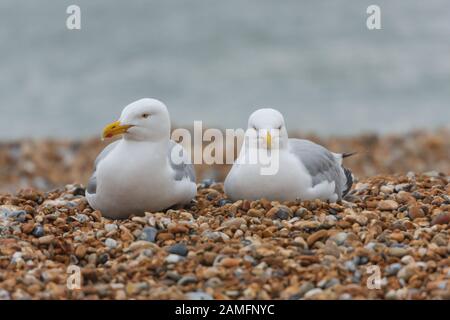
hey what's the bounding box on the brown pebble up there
[307,230,328,246]
[21,223,35,234]
[75,245,87,259]
[38,235,54,245]
[220,258,241,268]
[431,213,450,225]
[378,200,399,211]
[156,233,174,241]
[408,206,425,219]
[168,224,189,234]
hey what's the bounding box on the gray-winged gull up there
[224,108,354,202]
[86,98,196,219]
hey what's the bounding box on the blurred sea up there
[0,0,449,139]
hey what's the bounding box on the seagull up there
[86,98,196,219]
[224,108,354,202]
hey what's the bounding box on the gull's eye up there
[142,113,150,119]
[277,125,282,130]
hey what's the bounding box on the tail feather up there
[342,152,357,158]
[342,167,353,196]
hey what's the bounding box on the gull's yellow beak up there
[102,121,133,140]
[266,131,272,149]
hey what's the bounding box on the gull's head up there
[102,98,170,141]
[247,108,288,149]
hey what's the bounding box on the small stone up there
[331,232,348,245]
[385,263,402,276]
[221,217,246,229]
[220,258,241,268]
[186,291,213,300]
[394,183,410,192]
[9,210,27,222]
[98,253,109,264]
[408,206,424,219]
[276,207,291,220]
[140,227,158,243]
[105,223,118,233]
[218,199,232,207]
[168,243,188,256]
[378,200,399,211]
[21,223,34,234]
[75,245,87,259]
[304,288,323,299]
[323,241,340,258]
[380,185,394,194]
[168,224,189,234]
[200,179,214,188]
[75,214,89,223]
[387,247,409,258]
[431,213,450,225]
[385,290,398,300]
[178,275,197,286]
[431,234,447,246]
[397,265,416,281]
[400,255,415,265]
[32,225,45,238]
[38,235,54,245]
[294,208,308,218]
[298,282,315,298]
[307,230,328,246]
[105,238,117,249]
[166,254,183,264]
[390,232,404,242]
[0,289,11,300]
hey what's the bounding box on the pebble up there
[177,275,197,286]
[273,207,291,220]
[385,263,402,276]
[408,206,424,219]
[220,258,241,268]
[378,200,399,211]
[294,208,308,218]
[168,243,188,257]
[75,245,87,259]
[431,213,450,225]
[221,217,246,229]
[105,223,118,233]
[200,179,214,188]
[140,226,158,243]
[75,214,89,223]
[9,210,27,222]
[105,238,117,249]
[304,288,323,299]
[38,235,54,245]
[0,289,11,300]
[398,265,416,281]
[387,247,409,258]
[307,230,328,246]
[218,199,232,207]
[331,232,348,245]
[32,225,45,238]
[166,254,183,264]
[186,291,213,300]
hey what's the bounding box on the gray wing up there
[87,140,120,195]
[168,140,196,182]
[288,139,345,199]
